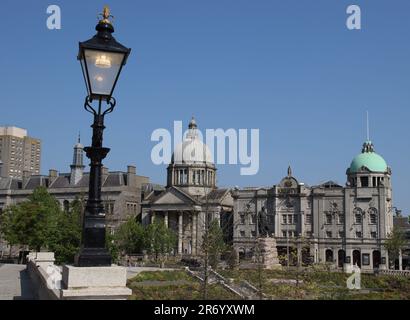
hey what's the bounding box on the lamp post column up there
[76,102,112,267]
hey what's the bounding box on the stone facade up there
[232,140,394,273]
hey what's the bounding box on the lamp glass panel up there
[80,58,90,96]
[84,49,124,96]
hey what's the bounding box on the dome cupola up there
[172,117,214,165]
[167,118,217,195]
[349,140,388,174]
[347,140,391,188]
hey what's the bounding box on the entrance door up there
[338,250,346,268]
[353,250,361,267]
[373,250,381,269]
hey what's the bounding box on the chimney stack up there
[49,169,58,184]
[127,165,137,188]
[102,167,109,183]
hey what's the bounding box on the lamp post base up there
[75,248,112,267]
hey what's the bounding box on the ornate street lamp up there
[76,6,131,267]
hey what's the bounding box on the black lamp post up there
[76,6,131,267]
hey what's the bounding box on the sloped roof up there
[201,189,230,202]
[320,181,343,188]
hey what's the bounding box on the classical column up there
[178,212,183,254]
[192,212,197,256]
[165,211,169,228]
[399,249,403,271]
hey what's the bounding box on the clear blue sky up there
[1,1,409,214]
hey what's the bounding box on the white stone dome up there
[172,118,214,165]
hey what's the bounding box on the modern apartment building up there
[0,127,41,179]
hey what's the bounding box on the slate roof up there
[320,181,343,189]
[201,188,230,202]
[0,171,131,191]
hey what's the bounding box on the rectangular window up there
[370,214,377,224]
[288,215,293,224]
[283,215,287,224]
[306,214,312,224]
[251,231,256,237]
[240,215,245,225]
[356,231,362,239]
[326,231,332,238]
[282,231,287,238]
[371,231,377,239]
[251,215,256,224]
[326,214,332,224]
[362,254,370,266]
[338,214,344,224]
[240,231,245,238]
[360,177,369,187]
[355,214,362,224]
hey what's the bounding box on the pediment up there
[151,187,197,205]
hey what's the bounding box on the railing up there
[210,269,246,299]
[378,269,410,277]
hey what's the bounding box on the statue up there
[258,207,270,237]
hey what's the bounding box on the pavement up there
[0,264,35,300]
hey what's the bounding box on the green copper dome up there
[349,141,388,173]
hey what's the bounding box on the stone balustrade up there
[378,269,410,277]
[27,252,132,300]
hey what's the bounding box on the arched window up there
[369,208,377,224]
[354,208,363,224]
[325,249,334,263]
[373,250,381,269]
[63,200,70,213]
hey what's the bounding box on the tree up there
[144,220,177,267]
[0,188,82,264]
[384,227,407,269]
[202,219,226,269]
[114,217,145,254]
[48,199,82,264]
[0,187,61,252]
[106,230,120,264]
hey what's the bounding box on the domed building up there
[347,140,391,188]
[142,118,233,256]
[232,139,395,273]
[167,118,217,196]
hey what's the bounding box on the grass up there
[219,269,410,300]
[129,271,191,282]
[127,271,239,300]
[126,269,410,300]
